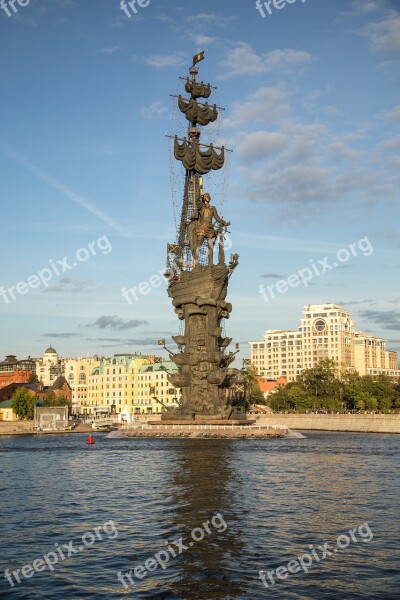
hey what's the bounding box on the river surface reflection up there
[0,431,399,599]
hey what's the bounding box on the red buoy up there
[87,435,94,445]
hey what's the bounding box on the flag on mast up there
[193,51,205,66]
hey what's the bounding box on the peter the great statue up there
[163,52,241,421]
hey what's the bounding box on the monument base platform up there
[150,419,255,426]
[124,416,287,439]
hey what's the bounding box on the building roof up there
[50,376,70,391]
[140,361,178,373]
[258,377,287,393]
[0,383,25,402]
[44,347,57,354]
[98,354,148,374]
[0,398,13,408]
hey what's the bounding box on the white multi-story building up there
[251,330,302,382]
[354,333,400,379]
[250,304,399,381]
[36,347,64,386]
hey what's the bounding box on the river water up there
[0,431,399,599]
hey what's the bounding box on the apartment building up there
[250,304,399,381]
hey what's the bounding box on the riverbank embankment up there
[0,422,94,435]
[254,413,400,434]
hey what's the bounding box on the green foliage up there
[353,391,378,411]
[44,391,70,407]
[270,383,314,413]
[27,372,39,384]
[242,365,266,405]
[44,390,56,406]
[11,388,36,420]
[269,360,399,413]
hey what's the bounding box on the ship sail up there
[167,52,229,267]
[174,136,225,175]
[185,78,211,99]
[178,96,218,126]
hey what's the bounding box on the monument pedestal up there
[149,419,255,426]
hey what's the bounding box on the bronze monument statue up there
[164,52,240,421]
[188,193,230,266]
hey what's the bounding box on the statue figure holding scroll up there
[189,193,230,265]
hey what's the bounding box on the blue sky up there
[0,0,399,363]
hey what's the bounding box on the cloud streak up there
[0,143,132,239]
[87,316,149,331]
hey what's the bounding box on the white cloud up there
[349,0,381,15]
[364,12,400,53]
[330,141,361,163]
[223,84,398,214]
[376,58,400,77]
[384,105,400,122]
[264,49,312,71]
[147,52,186,69]
[192,34,215,47]
[140,101,168,119]
[99,46,122,54]
[186,13,236,28]
[219,43,311,79]
[378,135,400,151]
[224,86,292,129]
[237,131,288,163]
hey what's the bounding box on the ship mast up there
[166,51,227,272]
[163,52,240,422]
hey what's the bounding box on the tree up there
[28,372,39,384]
[298,359,341,409]
[53,394,70,407]
[44,391,56,406]
[270,382,314,413]
[267,361,399,414]
[43,391,70,407]
[242,366,266,405]
[353,391,378,412]
[377,396,392,412]
[11,388,36,420]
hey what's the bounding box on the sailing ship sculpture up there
[163,52,240,421]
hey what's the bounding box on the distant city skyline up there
[1,0,399,362]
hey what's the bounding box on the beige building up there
[251,330,303,382]
[354,332,399,379]
[0,399,17,421]
[137,361,180,415]
[64,356,101,415]
[81,354,150,416]
[74,355,180,417]
[250,304,399,381]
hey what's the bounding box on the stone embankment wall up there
[255,414,400,434]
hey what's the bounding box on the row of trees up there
[269,360,400,413]
[11,388,70,420]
